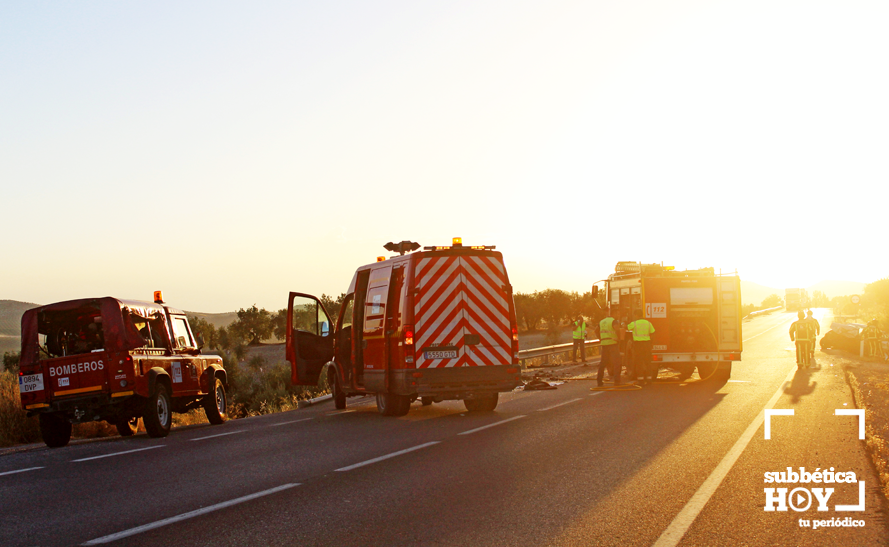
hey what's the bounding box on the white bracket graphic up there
[835,409,865,440]
[835,480,866,511]
[764,409,794,439]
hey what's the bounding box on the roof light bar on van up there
[153,291,164,304]
[422,243,496,251]
[376,256,386,262]
[452,237,462,246]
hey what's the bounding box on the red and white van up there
[286,239,522,416]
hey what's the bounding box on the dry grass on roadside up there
[0,371,41,446]
[843,357,889,501]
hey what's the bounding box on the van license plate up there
[424,349,458,360]
[19,373,45,393]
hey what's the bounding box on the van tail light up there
[652,354,662,362]
[512,326,519,364]
[403,326,415,363]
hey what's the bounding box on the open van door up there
[286,292,335,386]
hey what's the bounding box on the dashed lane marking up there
[458,415,526,436]
[81,483,299,545]
[0,466,43,477]
[269,418,314,427]
[335,442,441,472]
[189,431,246,441]
[536,398,583,412]
[72,446,164,462]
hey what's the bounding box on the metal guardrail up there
[743,306,783,320]
[518,339,601,368]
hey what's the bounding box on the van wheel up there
[464,393,499,412]
[421,396,434,406]
[39,412,72,448]
[331,370,346,410]
[143,384,172,438]
[203,378,228,425]
[115,416,140,437]
[376,393,410,417]
[696,362,717,380]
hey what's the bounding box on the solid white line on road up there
[537,398,583,412]
[327,410,356,416]
[0,466,43,477]
[269,418,314,427]
[81,483,299,545]
[458,415,526,436]
[589,391,604,396]
[189,431,246,442]
[72,446,164,462]
[335,442,440,472]
[652,365,798,547]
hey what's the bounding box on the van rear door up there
[286,293,335,385]
[414,253,513,369]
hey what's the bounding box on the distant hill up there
[807,280,865,298]
[739,281,782,307]
[0,300,39,337]
[185,311,238,330]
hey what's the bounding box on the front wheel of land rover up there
[39,412,72,448]
[143,384,172,438]
[203,377,228,425]
[376,392,410,417]
[464,393,499,412]
[330,370,346,410]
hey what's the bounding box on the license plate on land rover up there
[19,373,44,393]
[424,348,458,359]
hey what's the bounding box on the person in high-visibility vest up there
[597,308,622,386]
[862,319,883,358]
[789,311,815,368]
[572,315,588,363]
[627,309,656,384]
[804,310,820,364]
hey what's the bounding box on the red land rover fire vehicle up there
[594,262,742,382]
[286,239,523,416]
[18,293,228,447]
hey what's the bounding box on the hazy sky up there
[2,1,887,312]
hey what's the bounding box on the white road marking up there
[536,398,583,412]
[335,442,440,472]
[652,365,797,547]
[327,410,356,416]
[0,466,43,477]
[81,483,299,545]
[269,418,314,427]
[458,415,526,436]
[72,446,164,462]
[189,431,245,441]
[589,391,604,396]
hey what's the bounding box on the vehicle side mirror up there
[195,333,205,350]
[321,321,330,337]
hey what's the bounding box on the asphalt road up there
[1,310,886,547]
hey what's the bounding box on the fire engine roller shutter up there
[414,255,512,369]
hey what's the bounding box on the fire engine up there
[18,293,228,447]
[594,262,742,382]
[286,238,523,416]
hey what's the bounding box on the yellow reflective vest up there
[599,317,618,346]
[627,319,655,341]
[573,320,587,340]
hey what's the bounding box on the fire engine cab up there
[594,262,742,382]
[286,239,523,416]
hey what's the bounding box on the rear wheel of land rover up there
[464,393,499,412]
[39,412,72,448]
[203,378,228,425]
[115,416,140,437]
[376,393,410,417]
[144,384,172,438]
